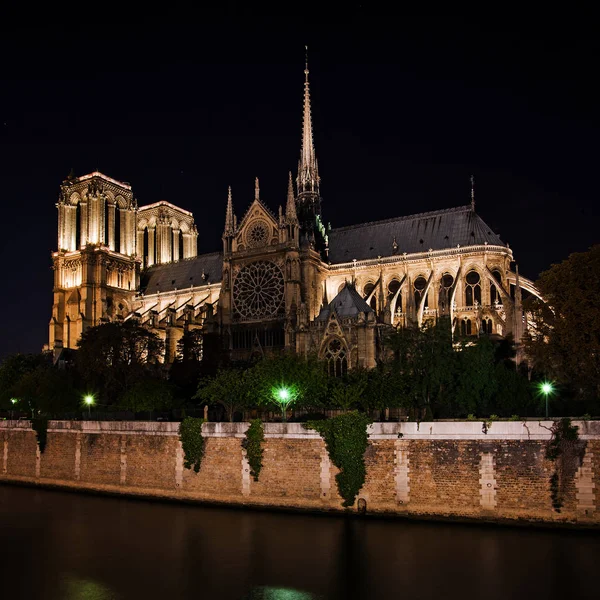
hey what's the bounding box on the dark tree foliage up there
[385,317,536,419]
[194,367,251,422]
[525,245,600,412]
[0,352,80,417]
[386,317,456,419]
[76,320,164,406]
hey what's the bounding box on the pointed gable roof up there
[317,282,374,321]
[327,205,504,264]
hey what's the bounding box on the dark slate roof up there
[317,283,374,321]
[140,252,223,294]
[327,205,504,264]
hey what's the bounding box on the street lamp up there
[83,394,95,418]
[10,398,18,420]
[272,386,294,422]
[539,381,554,419]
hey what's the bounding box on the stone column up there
[57,203,65,250]
[395,442,410,504]
[575,447,596,517]
[479,452,497,510]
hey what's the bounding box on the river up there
[0,485,598,599]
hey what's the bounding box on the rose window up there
[246,220,270,248]
[233,260,284,319]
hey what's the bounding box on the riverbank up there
[1,420,598,528]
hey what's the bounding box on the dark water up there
[0,485,598,600]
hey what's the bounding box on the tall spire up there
[224,186,235,236]
[286,171,298,224]
[255,177,260,201]
[470,175,475,211]
[297,46,319,197]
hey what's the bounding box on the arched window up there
[143,228,149,268]
[439,273,454,313]
[388,279,402,313]
[363,282,377,311]
[466,319,472,335]
[324,337,348,377]
[414,276,428,308]
[490,269,502,305]
[465,270,481,307]
[461,319,467,336]
[115,208,122,254]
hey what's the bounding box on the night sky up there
[0,18,597,358]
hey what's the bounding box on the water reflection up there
[0,485,598,600]
[61,575,121,600]
[244,588,322,600]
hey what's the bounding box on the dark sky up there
[0,17,598,358]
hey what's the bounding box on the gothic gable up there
[235,199,279,252]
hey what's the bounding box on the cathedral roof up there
[327,205,504,264]
[317,283,374,321]
[140,252,223,294]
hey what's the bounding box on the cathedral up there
[49,62,541,372]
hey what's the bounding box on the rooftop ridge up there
[142,251,223,273]
[331,204,472,233]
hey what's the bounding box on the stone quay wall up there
[1,420,598,527]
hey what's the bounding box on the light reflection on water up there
[244,587,322,600]
[61,575,121,600]
[0,485,598,600]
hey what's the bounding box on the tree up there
[246,353,328,418]
[0,352,81,416]
[76,320,164,405]
[120,378,175,414]
[169,329,205,405]
[386,317,456,419]
[452,336,498,418]
[329,369,368,412]
[0,353,47,410]
[524,245,600,410]
[194,368,250,422]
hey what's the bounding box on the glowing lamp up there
[84,395,95,406]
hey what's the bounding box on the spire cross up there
[470,175,475,210]
[255,177,260,201]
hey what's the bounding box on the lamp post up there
[539,382,554,419]
[83,395,95,418]
[10,398,18,420]
[274,386,292,422]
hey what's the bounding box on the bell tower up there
[49,171,140,358]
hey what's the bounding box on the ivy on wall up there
[31,417,49,453]
[306,411,372,508]
[179,417,206,473]
[242,419,264,481]
[545,418,584,512]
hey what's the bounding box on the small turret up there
[223,186,236,254]
[285,171,298,225]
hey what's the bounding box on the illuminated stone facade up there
[49,64,541,366]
